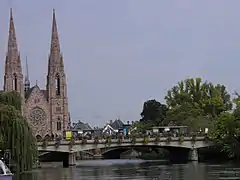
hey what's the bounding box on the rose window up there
[29,107,46,123]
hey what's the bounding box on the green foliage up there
[143,135,149,144]
[105,136,111,146]
[138,77,240,159]
[178,135,184,144]
[0,91,37,172]
[140,99,168,126]
[131,135,136,144]
[166,136,171,143]
[164,78,231,130]
[210,97,240,159]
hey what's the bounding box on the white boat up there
[0,160,13,180]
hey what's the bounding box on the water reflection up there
[13,160,240,180]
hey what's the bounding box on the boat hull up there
[0,175,12,180]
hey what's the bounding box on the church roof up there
[25,86,48,100]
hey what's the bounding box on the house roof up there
[103,124,117,133]
[110,119,124,130]
[72,121,92,131]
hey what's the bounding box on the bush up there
[143,135,149,144]
[105,136,111,146]
[166,136,171,143]
[178,135,184,144]
[131,136,136,144]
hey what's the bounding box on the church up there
[2,9,70,140]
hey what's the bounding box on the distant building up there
[71,121,93,136]
[102,119,133,136]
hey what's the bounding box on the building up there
[102,119,132,136]
[71,121,93,136]
[2,9,70,139]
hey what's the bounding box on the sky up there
[0,0,240,127]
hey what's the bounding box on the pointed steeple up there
[3,8,24,103]
[24,56,30,91]
[7,8,18,57]
[50,9,60,59]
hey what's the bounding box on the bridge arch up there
[101,145,192,161]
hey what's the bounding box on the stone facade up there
[2,9,70,139]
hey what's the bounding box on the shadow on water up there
[13,160,240,180]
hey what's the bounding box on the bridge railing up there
[37,136,207,146]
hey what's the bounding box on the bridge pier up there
[188,148,198,161]
[68,152,76,166]
[63,152,76,167]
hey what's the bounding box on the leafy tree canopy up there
[0,91,37,172]
[140,99,168,126]
[164,78,232,127]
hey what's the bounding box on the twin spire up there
[50,9,61,57]
[6,8,62,90]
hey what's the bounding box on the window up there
[56,74,60,95]
[57,117,62,131]
[13,73,17,91]
[56,107,61,113]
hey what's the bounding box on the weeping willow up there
[0,91,37,172]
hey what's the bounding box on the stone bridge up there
[38,136,215,167]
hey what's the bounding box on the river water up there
[14,160,240,180]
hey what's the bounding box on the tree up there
[210,111,240,159]
[164,78,232,127]
[140,99,168,126]
[0,91,37,172]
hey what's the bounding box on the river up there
[14,160,240,180]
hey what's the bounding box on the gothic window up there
[57,117,62,131]
[13,73,17,91]
[56,74,60,96]
[29,107,46,124]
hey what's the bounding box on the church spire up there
[8,8,18,55]
[4,9,24,103]
[24,56,30,91]
[50,9,60,59]
[4,8,23,93]
[5,8,20,76]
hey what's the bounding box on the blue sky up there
[0,0,240,127]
